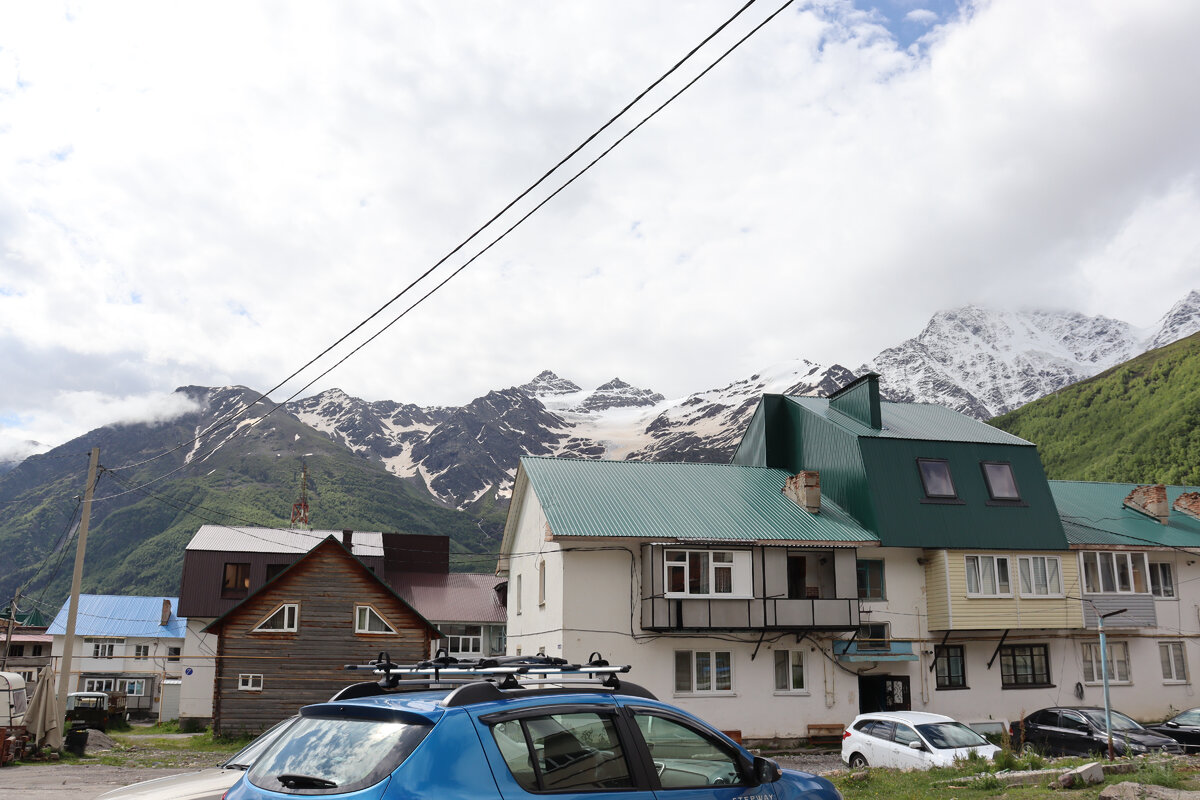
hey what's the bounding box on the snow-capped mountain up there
[289,291,1200,509]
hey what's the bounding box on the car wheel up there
[848,753,869,769]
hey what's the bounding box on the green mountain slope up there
[0,386,496,616]
[990,332,1200,484]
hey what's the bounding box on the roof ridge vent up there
[1124,484,1169,524]
[828,373,882,429]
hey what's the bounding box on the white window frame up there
[253,603,299,633]
[354,605,397,635]
[133,644,150,660]
[1017,556,1064,597]
[117,678,145,696]
[537,559,546,607]
[238,673,263,692]
[1160,641,1188,683]
[1080,551,1150,594]
[1081,641,1131,684]
[674,650,734,694]
[663,549,752,599]
[441,624,483,658]
[84,678,115,692]
[1150,562,1176,598]
[86,638,122,659]
[773,649,806,694]
[964,555,1012,597]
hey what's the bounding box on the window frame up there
[1150,562,1176,598]
[84,678,115,692]
[629,707,750,789]
[674,650,734,694]
[964,555,1012,597]
[441,624,484,657]
[1081,551,1150,594]
[1160,641,1188,683]
[86,638,122,659]
[663,549,751,599]
[999,643,1052,688]
[856,559,886,601]
[252,603,299,633]
[537,559,546,606]
[917,457,961,502]
[857,623,890,651]
[1081,641,1131,685]
[117,678,145,696]
[133,644,150,660]
[980,461,1022,502]
[221,562,251,598]
[238,673,264,692]
[354,604,397,635]
[773,649,806,694]
[167,646,181,662]
[1017,555,1064,597]
[934,644,967,690]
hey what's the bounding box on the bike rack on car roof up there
[335,651,657,706]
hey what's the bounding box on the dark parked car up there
[1146,708,1200,753]
[1011,707,1183,757]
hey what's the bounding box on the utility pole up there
[56,447,99,721]
[1097,607,1126,760]
[1,588,18,670]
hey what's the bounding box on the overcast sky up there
[1,0,1198,459]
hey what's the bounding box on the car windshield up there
[1173,710,1200,726]
[915,721,989,749]
[1080,710,1142,732]
[224,717,299,770]
[247,715,431,795]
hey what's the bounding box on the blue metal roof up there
[47,594,187,639]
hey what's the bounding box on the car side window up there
[870,720,896,741]
[489,712,633,792]
[1030,710,1059,726]
[633,713,744,789]
[1061,712,1088,732]
[893,724,920,747]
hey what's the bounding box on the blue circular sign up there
[185,667,193,675]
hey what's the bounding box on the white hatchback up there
[841,711,999,769]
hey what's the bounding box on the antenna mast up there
[291,462,310,529]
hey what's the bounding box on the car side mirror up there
[908,740,925,750]
[753,756,782,784]
[1167,721,1181,728]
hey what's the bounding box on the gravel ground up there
[772,750,848,776]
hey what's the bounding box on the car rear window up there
[247,715,431,795]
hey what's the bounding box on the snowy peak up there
[575,378,665,412]
[517,370,582,398]
[1147,290,1200,350]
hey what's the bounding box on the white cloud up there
[0,0,1198,448]
[905,9,939,25]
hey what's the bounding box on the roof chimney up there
[342,529,353,548]
[783,471,821,514]
[828,373,882,429]
[160,599,172,626]
[1124,484,1169,524]
[1173,492,1200,521]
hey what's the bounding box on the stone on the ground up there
[1052,761,1105,789]
[1100,782,1200,800]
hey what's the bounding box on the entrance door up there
[858,675,911,714]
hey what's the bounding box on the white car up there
[841,711,999,769]
[96,717,297,800]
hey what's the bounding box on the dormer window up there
[917,459,957,499]
[981,462,1021,501]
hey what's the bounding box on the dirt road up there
[5,763,201,799]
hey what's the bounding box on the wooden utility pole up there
[56,447,99,720]
[1,588,18,670]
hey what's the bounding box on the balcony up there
[641,594,859,632]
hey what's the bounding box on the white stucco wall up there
[179,617,217,725]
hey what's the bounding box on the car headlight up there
[1126,742,1148,754]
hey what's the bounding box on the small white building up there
[46,594,186,721]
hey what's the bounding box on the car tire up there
[848,753,869,769]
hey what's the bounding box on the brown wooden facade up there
[206,537,439,735]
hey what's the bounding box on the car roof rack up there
[338,651,657,706]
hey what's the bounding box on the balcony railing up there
[641,594,859,632]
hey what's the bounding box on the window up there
[354,605,396,634]
[981,462,1021,501]
[86,638,122,658]
[7,645,23,658]
[893,724,921,747]
[515,573,523,615]
[117,678,145,696]
[1017,556,1063,596]
[18,670,34,682]
[935,645,966,689]
[1160,642,1188,683]
[84,678,115,692]
[664,549,750,598]
[442,624,483,657]
[773,650,805,692]
[222,562,250,598]
[134,644,150,660]
[490,711,633,792]
[633,712,746,788]
[917,458,957,499]
[264,563,289,582]
[674,650,732,693]
[1081,551,1149,594]
[1150,563,1175,598]
[238,673,263,692]
[1082,641,1130,684]
[856,559,885,601]
[167,647,181,662]
[857,623,889,651]
[253,603,298,633]
[537,559,546,606]
[965,555,1011,597]
[32,644,42,657]
[999,644,1051,687]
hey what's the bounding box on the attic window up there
[355,605,396,635]
[222,563,250,598]
[253,603,298,633]
[981,462,1021,501]
[917,459,958,499]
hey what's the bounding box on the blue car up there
[223,654,842,800]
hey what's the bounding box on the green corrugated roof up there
[1050,481,1200,548]
[519,457,878,543]
[786,397,1033,445]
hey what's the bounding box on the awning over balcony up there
[833,640,918,662]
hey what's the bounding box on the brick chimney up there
[160,599,172,626]
[1124,484,1169,524]
[342,529,353,548]
[1173,492,1200,521]
[784,471,821,514]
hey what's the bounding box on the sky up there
[1,0,1199,460]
